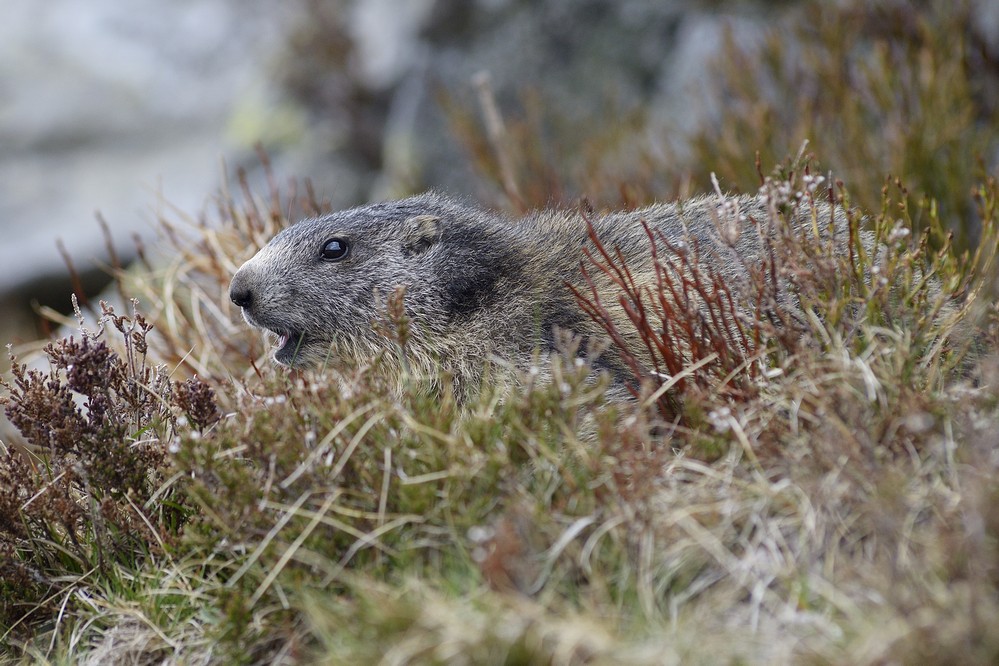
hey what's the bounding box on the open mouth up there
[241,311,310,366]
[270,329,306,364]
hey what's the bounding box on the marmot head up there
[229,193,519,368]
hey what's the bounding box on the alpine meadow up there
[3,2,999,663]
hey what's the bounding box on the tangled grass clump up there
[1,157,998,663]
[569,159,992,438]
[0,301,214,640]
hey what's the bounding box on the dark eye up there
[320,238,350,261]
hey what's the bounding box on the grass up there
[2,159,997,664]
[3,0,999,662]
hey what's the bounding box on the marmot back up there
[229,192,845,400]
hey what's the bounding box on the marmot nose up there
[230,285,253,308]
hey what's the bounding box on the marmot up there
[229,192,846,400]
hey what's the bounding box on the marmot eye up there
[321,238,350,261]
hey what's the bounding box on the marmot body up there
[229,192,840,399]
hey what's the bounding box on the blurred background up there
[1,0,997,351]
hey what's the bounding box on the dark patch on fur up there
[444,270,502,318]
[441,225,522,320]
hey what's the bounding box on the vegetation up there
[3,0,999,663]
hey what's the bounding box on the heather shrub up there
[0,302,216,638]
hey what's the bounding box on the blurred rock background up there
[1,0,997,353]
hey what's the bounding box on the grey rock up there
[0,0,293,293]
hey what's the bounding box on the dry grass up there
[1,158,996,664]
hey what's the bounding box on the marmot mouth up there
[270,329,306,364]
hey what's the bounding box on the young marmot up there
[229,192,842,399]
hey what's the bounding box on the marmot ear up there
[401,215,441,256]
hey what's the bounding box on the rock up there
[0,0,294,295]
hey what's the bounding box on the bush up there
[0,301,211,638]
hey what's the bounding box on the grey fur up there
[229,192,846,399]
